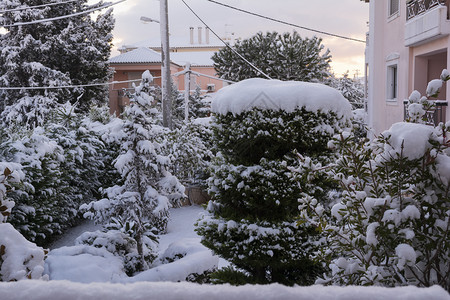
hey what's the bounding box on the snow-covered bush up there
[197,78,351,285]
[80,72,185,272]
[75,230,157,276]
[2,103,110,247]
[304,122,450,290]
[329,72,365,110]
[0,223,48,281]
[189,87,211,119]
[0,163,47,282]
[405,69,450,124]
[0,163,23,223]
[165,121,213,186]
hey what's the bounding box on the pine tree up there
[330,72,365,110]
[212,31,331,82]
[0,0,114,127]
[80,72,185,272]
[189,86,211,119]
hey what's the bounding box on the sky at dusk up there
[107,0,369,77]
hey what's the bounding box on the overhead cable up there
[181,0,272,80]
[2,0,125,27]
[206,0,366,43]
[0,78,157,91]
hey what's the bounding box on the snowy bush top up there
[211,78,352,119]
[381,122,438,160]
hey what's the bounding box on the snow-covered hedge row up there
[2,104,118,247]
[0,281,448,300]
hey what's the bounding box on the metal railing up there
[403,99,448,125]
[406,0,448,20]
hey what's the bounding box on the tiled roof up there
[109,47,163,64]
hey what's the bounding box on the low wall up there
[0,281,448,300]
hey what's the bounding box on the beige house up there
[363,0,450,135]
[108,27,229,115]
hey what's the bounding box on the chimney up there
[205,26,210,44]
[198,26,202,44]
[189,26,194,44]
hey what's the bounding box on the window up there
[389,0,399,16]
[387,64,398,100]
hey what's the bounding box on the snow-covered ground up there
[44,205,218,283]
[2,205,448,300]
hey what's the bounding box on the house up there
[364,0,449,135]
[108,27,229,115]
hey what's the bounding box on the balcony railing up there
[403,100,448,125]
[407,0,448,20]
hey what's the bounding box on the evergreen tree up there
[212,31,331,82]
[80,72,185,272]
[330,72,365,110]
[189,86,211,119]
[0,0,114,127]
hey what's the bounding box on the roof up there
[109,47,163,64]
[110,46,216,67]
[171,51,216,67]
[120,35,224,51]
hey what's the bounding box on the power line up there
[0,78,159,91]
[181,0,272,80]
[2,0,125,27]
[0,0,78,14]
[206,0,366,44]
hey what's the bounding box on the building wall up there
[175,66,229,94]
[368,1,450,135]
[108,64,163,115]
[108,63,225,115]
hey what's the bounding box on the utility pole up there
[160,0,172,129]
[184,62,191,122]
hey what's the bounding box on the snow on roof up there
[211,78,352,119]
[109,47,162,64]
[110,47,215,67]
[124,35,224,50]
[170,51,216,67]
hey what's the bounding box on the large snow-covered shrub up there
[197,78,351,285]
[301,122,450,290]
[297,72,450,290]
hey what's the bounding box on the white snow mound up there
[211,78,352,119]
[0,223,47,281]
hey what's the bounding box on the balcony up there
[405,0,450,47]
[403,99,448,125]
